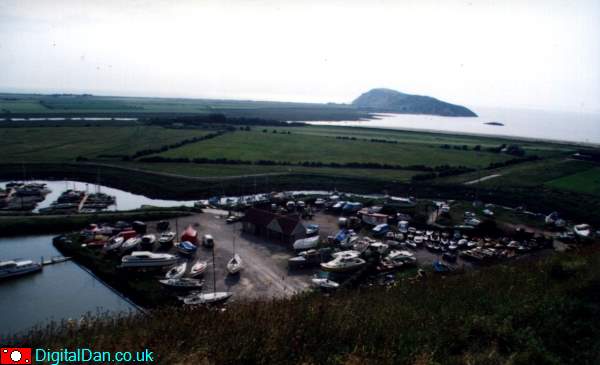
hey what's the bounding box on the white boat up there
[104,236,124,252]
[159,278,204,290]
[120,236,141,254]
[140,234,156,249]
[293,236,320,250]
[331,250,361,259]
[120,251,178,268]
[320,256,366,272]
[182,291,233,305]
[369,242,388,255]
[387,250,417,264]
[158,231,176,246]
[574,224,591,238]
[189,259,208,277]
[165,262,187,279]
[0,259,42,279]
[226,254,243,275]
[311,277,340,289]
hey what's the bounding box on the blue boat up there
[176,241,198,255]
[433,260,454,273]
[372,224,389,237]
[334,229,348,243]
[342,202,363,214]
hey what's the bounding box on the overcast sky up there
[0,0,598,112]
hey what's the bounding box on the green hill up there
[352,88,478,117]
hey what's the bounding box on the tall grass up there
[15,247,600,364]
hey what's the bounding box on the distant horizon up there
[2,86,599,116]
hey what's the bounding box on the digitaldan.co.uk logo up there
[0,348,32,364]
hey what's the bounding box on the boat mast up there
[212,244,216,295]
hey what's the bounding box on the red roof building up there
[242,208,306,245]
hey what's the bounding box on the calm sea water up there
[308,107,600,145]
[0,235,137,336]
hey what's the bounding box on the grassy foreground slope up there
[23,248,600,364]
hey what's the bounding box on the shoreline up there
[307,121,600,148]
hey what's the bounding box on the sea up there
[308,107,600,145]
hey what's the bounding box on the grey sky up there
[0,0,599,112]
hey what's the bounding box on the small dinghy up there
[158,231,176,246]
[182,291,232,305]
[165,262,187,279]
[175,241,198,255]
[226,254,243,275]
[311,277,340,289]
[189,260,208,277]
[159,277,204,290]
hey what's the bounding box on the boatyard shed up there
[242,208,306,244]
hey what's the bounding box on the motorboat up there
[369,242,389,255]
[442,252,458,262]
[189,260,208,277]
[104,236,124,252]
[387,250,415,261]
[311,277,339,289]
[226,254,243,275]
[159,278,204,290]
[182,291,233,305]
[140,234,156,250]
[0,259,42,279]
[305,224,320,236]
[120,236,142,254]
[158,231,176,246]
[293,236,320,251]
[165,262,187,279]
[331,250,361,260]
[288,249,321,267]
[120,251,178,268]
[574,224,591,239]
[320,256,366,272]
[175,241,198,255]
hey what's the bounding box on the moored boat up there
[189,259,208,277]
[159,278,204,290]
[182,291,233,305]
[165,262,187,279]
[0,259,42,279]
[158,231,176,246]
[175,241,198,255]
[120,251,178,268]
[320,256,366,272]
[226,254,243,275]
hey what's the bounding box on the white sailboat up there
[227,226,243,275]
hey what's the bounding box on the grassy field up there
[438,158,594,187]
[118,162,419,181]
[0,93,370,121]
[545,167,600,197]
[0,126,212,162]
[159,129,515,168]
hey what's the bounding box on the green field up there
[159,128,514,168]
[545,167,600,196]
[0,126,211,162]
[0,93,370,121]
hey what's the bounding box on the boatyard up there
[29,189,592,309]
